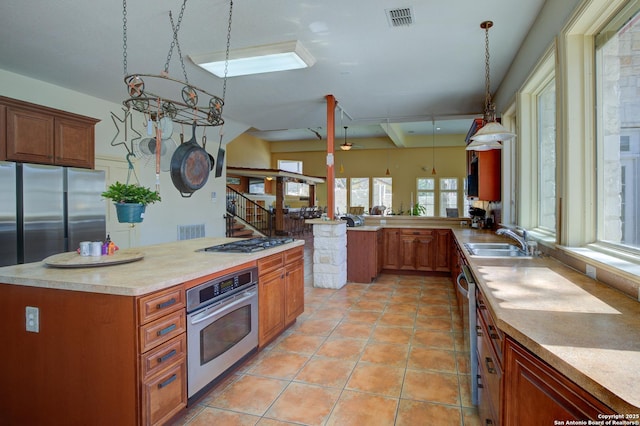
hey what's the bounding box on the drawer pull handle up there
[157,298,177,310]
[488,325,499,339]
[485,420,493,426]
[158,374,177,389]
[476,325,482,336]
[477,374,483,389]
[158,349,177,363]
[485,357,497,374]
[157,324,177,336]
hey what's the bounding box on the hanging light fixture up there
[467,20,516,151]
[431,118,437,175]
[340,126,352,151]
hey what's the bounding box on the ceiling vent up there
[386,7,414,27]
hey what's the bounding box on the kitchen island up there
[0,237,304,426]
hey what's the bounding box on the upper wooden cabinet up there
[1,96,99,169]
[466,118,501,201]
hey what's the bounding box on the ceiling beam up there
[381,123,406,147]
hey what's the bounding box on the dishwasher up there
[456,265,478,405]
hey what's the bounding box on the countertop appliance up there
[186,266,258,401]
[0,162,106,266]
[456,265,478,406]
[340,214,364,227]
[203,237,294,253]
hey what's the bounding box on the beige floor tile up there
[379,311,416,327]
[272,333,325,354]
[208,375,288,415]
[395,399,462,426]
[265,382,341,426]
[372,325,413,345]
[183,407,259,426]
[316,337,367,360]
[294,357,356,387]
[247,350,310,380]
[256,418,300,426]
[293,318,340,336]
[412,329,456,350]
[309,306,347,320]
[364,291,394,302]
[385,302,418,314]
[408,347,457,373]
[331,321,375,339]
[343,310,382,324]
[360,342,409,367]
[418,304,452,317]
[394,286,422,296]
[326,390,398,426]
[352,299,388,311]
[415,315,454,331]
[346,362,405,397]
[402,370,460,405]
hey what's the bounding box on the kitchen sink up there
[464,243,531,258]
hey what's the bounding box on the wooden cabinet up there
[503,336,615,425]
[476,287,503,426]
[466,118,501,201]
[1,96,98,168]
[258,246,304,347]
[137,285,187,426]
[382,228,452,273]
[347,229,382,283]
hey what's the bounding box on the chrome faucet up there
[496,227,528,252]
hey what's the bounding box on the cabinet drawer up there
[258,253,284,276]
[142,360,187,426]
[140,309,186,353]
[284,246,303,264]
[140,334,186,380]
[477,313,502,417]
[138,286,185,325]
[477,289,503,363]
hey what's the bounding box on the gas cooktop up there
[203,237,295,253]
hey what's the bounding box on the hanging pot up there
[201,133,216,171]
[170,122,211,197]
[215,134,225,178]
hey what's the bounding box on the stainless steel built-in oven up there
[186,266,258,400]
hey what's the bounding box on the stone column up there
[307,219,347,289]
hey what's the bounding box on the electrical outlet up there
[585,264,597,280]
[26,306,39,333]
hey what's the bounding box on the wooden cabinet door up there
[413,230,435,271]
[55,117,95,168]
[503,337,614,425]
[434,229,451,272]
[382,229,401,269]
[376,229,384,274]
[478,150,501,201]
[284,258,304,324]
[399,233,418,270]
[259,268,285,347]
[6,106,55,164]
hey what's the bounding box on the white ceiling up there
[0,0,545,146]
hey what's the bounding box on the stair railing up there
[226,186,274,237]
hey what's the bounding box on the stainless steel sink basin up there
[464,243,530,258]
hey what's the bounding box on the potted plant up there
[410,203,426,216]
[101,181,161,223]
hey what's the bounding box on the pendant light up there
[340,126,352,150]
[467,21,516,151]
[431,118,437,175]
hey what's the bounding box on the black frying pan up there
[215,134,225,178]
[170,122,211,197]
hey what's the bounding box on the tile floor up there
[170,273,480,426]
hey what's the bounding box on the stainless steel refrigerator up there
[0,162,106,266]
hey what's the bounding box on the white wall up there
[0,68,242,246]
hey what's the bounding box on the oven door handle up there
[456,272,469,299]
[190,290,257,326]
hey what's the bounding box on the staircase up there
[225,186,274,238]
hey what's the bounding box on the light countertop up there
[452,228,640,413]
[0,237,304,297]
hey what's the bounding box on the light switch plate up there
[26,306,39,333]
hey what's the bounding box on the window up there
[349,178,369,213]
[439,178,458,217]
[277,160,308,197]
[335,178,347,216]
[417,178,434,216]
[538,79,556,232]
[596,4,640,251]
[372,177,392,213]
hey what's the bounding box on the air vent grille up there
[386,7,414,27]
[178,224,205,240]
